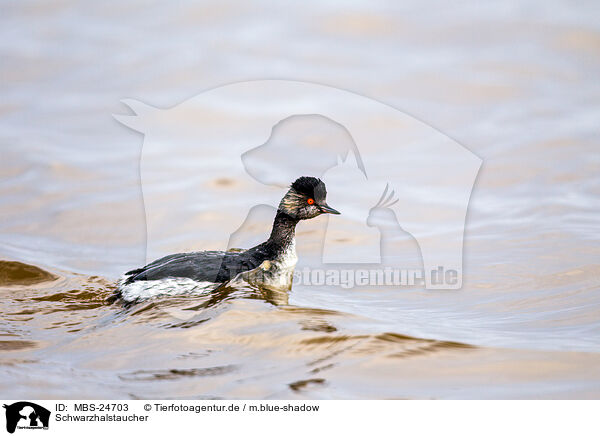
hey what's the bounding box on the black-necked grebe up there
[117,176,339,302]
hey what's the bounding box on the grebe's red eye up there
[307,198,314,205]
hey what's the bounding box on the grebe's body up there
[117,177,339,302]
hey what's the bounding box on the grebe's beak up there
[319,203,341,215]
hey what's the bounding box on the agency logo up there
[115,80,481,293]
[3,402,50,434]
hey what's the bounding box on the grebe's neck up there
[267,210,298,253]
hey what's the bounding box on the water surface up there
[1,0,599,399]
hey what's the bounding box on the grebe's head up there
[278,176,340,220]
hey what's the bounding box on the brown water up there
[1,1,600,399]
